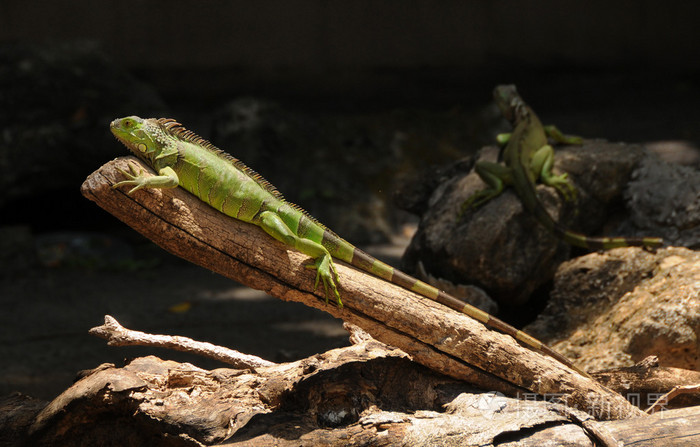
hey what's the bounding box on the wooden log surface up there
[10,341,699,446]
[80,156,644,420]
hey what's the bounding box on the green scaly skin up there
[111,115,591,377]
[461,85,663,250]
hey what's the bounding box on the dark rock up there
[623,154,700,248]
[0,392,48,447]
[401,140,661,308]
[392,156,475,216]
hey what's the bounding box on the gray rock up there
[623,155,700,248]
[401,140,662,307]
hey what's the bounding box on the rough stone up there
[526,247,700,372]
[401,140,664,308]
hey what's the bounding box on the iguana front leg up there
[460,161,513,214]
[496,125,583,146]
[530,144,577,201]
[114,162,179,194]
[258,211,342,306]
[543,125,583,145]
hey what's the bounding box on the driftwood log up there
[87,315,700,413]
[5,328,699,446]
[79,156,643,421]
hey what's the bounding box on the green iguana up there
[461,85,663,250]
[110,115,589,377]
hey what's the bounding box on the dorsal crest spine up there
[155,118,285,200]
[154,118,326,229]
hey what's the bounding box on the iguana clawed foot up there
[114,162,149,194]
[543,172,578,202]
[306,255,342,307]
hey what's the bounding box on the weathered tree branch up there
[80,156,643,420]
[593,356,700,412]
[15,349,700,446]
[89,315,276,369]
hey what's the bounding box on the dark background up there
[3,1,700,113]
[1,1,699,401]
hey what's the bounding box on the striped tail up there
[325,233,591,378]
[555,224,663,250]
[526,192,663,250]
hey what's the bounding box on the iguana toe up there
[545,173,577,202]
[307,257,342,307]
[114,163,149,194]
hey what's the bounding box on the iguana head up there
[111,116,169,163]
[493,85,528,124]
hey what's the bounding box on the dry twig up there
[89,315,276,369]
[647,384,700,414]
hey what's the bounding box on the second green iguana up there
[462,85,663,250]
[110,115,590,377]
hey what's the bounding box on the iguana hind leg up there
[460,161,512,214]
[530,144,577,201]
[258,211,342,306]
[543,125,583,145]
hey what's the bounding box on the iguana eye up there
[123,118,134,128]
[137,143,147,153]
